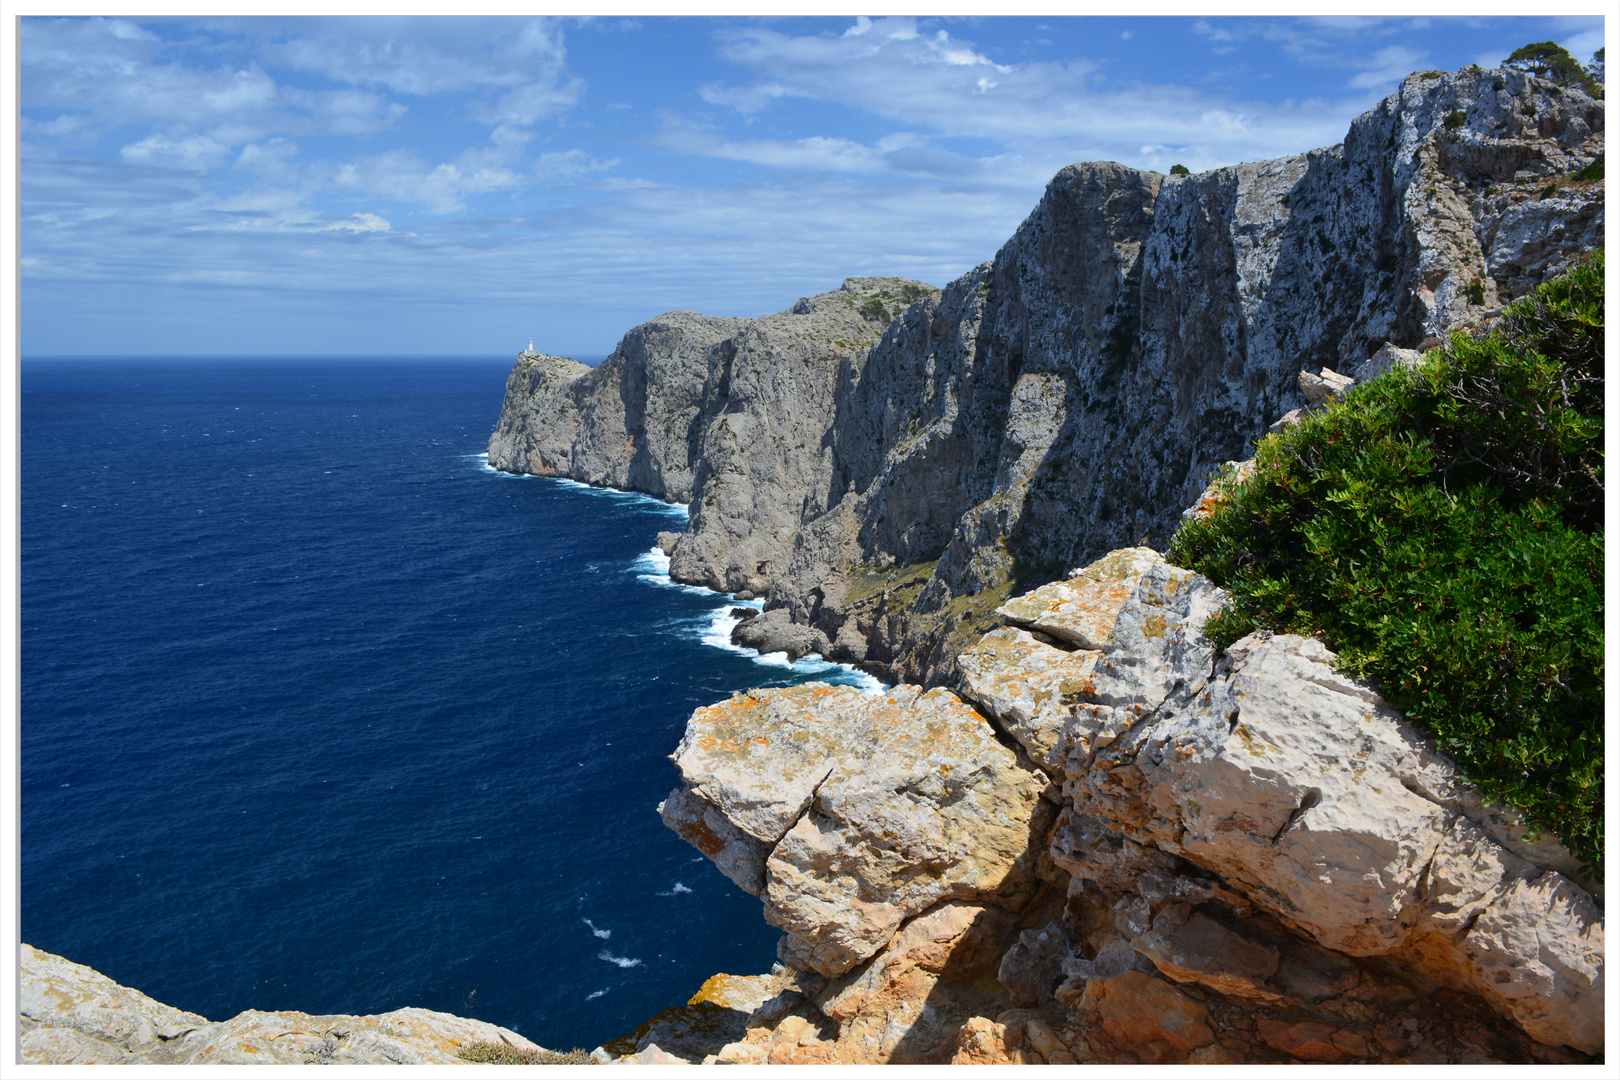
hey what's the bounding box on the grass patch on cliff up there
[847,557,940,604]
[457,1041,595,1064]
[1168,254,1604,875]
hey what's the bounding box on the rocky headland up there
[21,62,1603,1066]
[489,64,1603,689]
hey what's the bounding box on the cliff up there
[490,65,1603,688]
[634,248,1604,1064]
[21,62,1599,1069]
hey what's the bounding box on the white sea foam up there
[540,480,881,692]
[586,989,607,1001]
[583,918,611,940]
[598,950,643,969]
[549,477,688,518]
[699,602,884,692]
[657,881,694,897]
[465,452,533,478]
[633,547,722,595]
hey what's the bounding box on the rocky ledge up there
[640,542,1603,1065]
[19,944,550,1065]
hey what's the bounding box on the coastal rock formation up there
[488,277,937,596]
[661,682,1054,978]
[19,944,548,1065]
[492,65,1602,687]
[651,547,1604,1064]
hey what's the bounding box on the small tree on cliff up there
[1505,41,1602,96]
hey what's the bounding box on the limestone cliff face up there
[489,278,936,595]
[650,548,1603,1065]
[491,66,1602,684]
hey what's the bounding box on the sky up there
[15,13,1609,358]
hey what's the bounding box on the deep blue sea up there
[21,357,878,1050]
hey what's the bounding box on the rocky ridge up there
[490,65,1603,688]
[18,944,551,1065]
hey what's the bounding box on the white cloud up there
[234,138,301,176]
[477,76,584,126]
[687,20,1359,176]
[1346,45,1430,92]
[121,134,231,171]
[650,123,1008,183]
[267,17,568,96]
[323,212,391,233]
[331,147,532,213]
[697,81,797,116]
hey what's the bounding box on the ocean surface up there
[21,357,879,1050]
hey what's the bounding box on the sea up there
[20,356,881,1052]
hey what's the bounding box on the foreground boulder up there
[662,682,1054,978]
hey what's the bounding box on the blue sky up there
[18,14,1607,358]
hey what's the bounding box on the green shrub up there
[1169,253,1604,876]
[1465,279,1485,305]
[1443,110,1467,129]
[457,1041,596,1064]
[1170,163,1191,176]
[1573,153,1604,182]
[858,298,891,324]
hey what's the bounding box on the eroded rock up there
[19,944,548,1065]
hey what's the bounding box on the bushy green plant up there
[1443,110,1467,129]
[1170,163,1191,176]
[1169,254,1604,875]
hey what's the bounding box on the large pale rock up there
[764,685,1051,976]
[19,944,546,1065]
[1042,556,1225,770]
[668,683,875,847]
[996,546,1160,649]
[21,944,208,1064]
[957,625,1099,767]
[1458,871,1604,1053]
[1354,342,1427,384]
[659,786,771,896]
[664,683,1051,979]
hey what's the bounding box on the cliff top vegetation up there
[1170,253,1605,875]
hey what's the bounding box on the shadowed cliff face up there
[489,65,1603,685]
